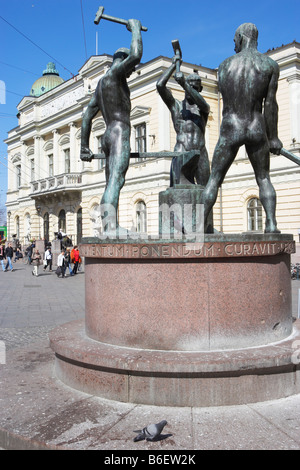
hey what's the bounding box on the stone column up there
[52,129,60,175]
[34,135,42,181]
[288,73,300,148]
[68,122,77,173]
[20,140,27,188]
[157,90,171,151]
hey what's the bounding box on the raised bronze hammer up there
[94,6,148,31]
[172,39,182,73]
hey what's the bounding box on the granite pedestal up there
[50,233,300,407]
[159,185,214,235]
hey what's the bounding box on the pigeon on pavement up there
[133,420,168,442]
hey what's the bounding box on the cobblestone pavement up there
[1,258,300,450]
[0,259,85,350]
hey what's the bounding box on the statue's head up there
[234,23,258,53]
[113,47,130,62]
[113,47,135,77]
[186,74,203,92]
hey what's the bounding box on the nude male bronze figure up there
[201,23,282,233]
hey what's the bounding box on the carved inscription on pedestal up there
[80,240,295,259]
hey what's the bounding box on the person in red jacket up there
[72,246,80,275]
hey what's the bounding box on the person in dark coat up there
[5,243,14,272]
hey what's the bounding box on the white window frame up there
[130,106,151,163]
[136,200,147,233]
[247,197,263,231]
[64,148,71,174]
[30,158,35,181]
[16,164,21,189]
[48,154,54,177]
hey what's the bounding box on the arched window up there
[136,201,147,233]
[247,198,263,231]
[16,164,21,188]
[25,214,31,240]
[97,136,105,170]
[90,204,101,237]
[58,209,66,233]
[44,212,49,241]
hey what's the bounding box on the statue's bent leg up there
[201,140,237,223]
[247,143,280,233]
[101,127,130,231]
[195,148,210,187]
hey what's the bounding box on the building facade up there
[4,41,300,246]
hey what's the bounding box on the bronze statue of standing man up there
[80,19,143,234]
[157,54,210,187]
[201,23,282,233]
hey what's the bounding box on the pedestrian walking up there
[72,246,80,275]
[43,247,52,272]
[14,248,23,262]
[57,249,66,278]
[5,243,14,272]
[31,249,41,276]
[25,243,33,264]
[0,243,6,272]
[64,248,74,276]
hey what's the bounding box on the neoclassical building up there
[4,41,300,246]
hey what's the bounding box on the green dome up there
[30,62,64,97]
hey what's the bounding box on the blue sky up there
[0,0,300,211]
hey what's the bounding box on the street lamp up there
[7,210,11,241]
[36,205,41,239]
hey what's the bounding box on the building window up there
[31,159,35,181]
[58,209,66,233]
[136,201,147,233]
[64,148,70,173]
[49,154,54,176]
[135,123,147,159]
[16,164,21,188]
[90,203,101,237]
[97,136,105,170]
[247,198,263,231]
[25,214,31,240]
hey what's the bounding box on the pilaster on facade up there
[68,122,77,173]
[287,72,300,146]
[52,129,60,175]
[33,135,42,181]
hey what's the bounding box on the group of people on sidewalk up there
[56,246,81,278]
[31,245,81,278]
[1,241,82,278]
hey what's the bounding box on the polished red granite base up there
[50,318,300,407]
[82,237,294,350]
[50,235,298,407]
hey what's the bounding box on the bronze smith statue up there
[80,19,143,233]
[201,23,282,233]
[157,56,210,187]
